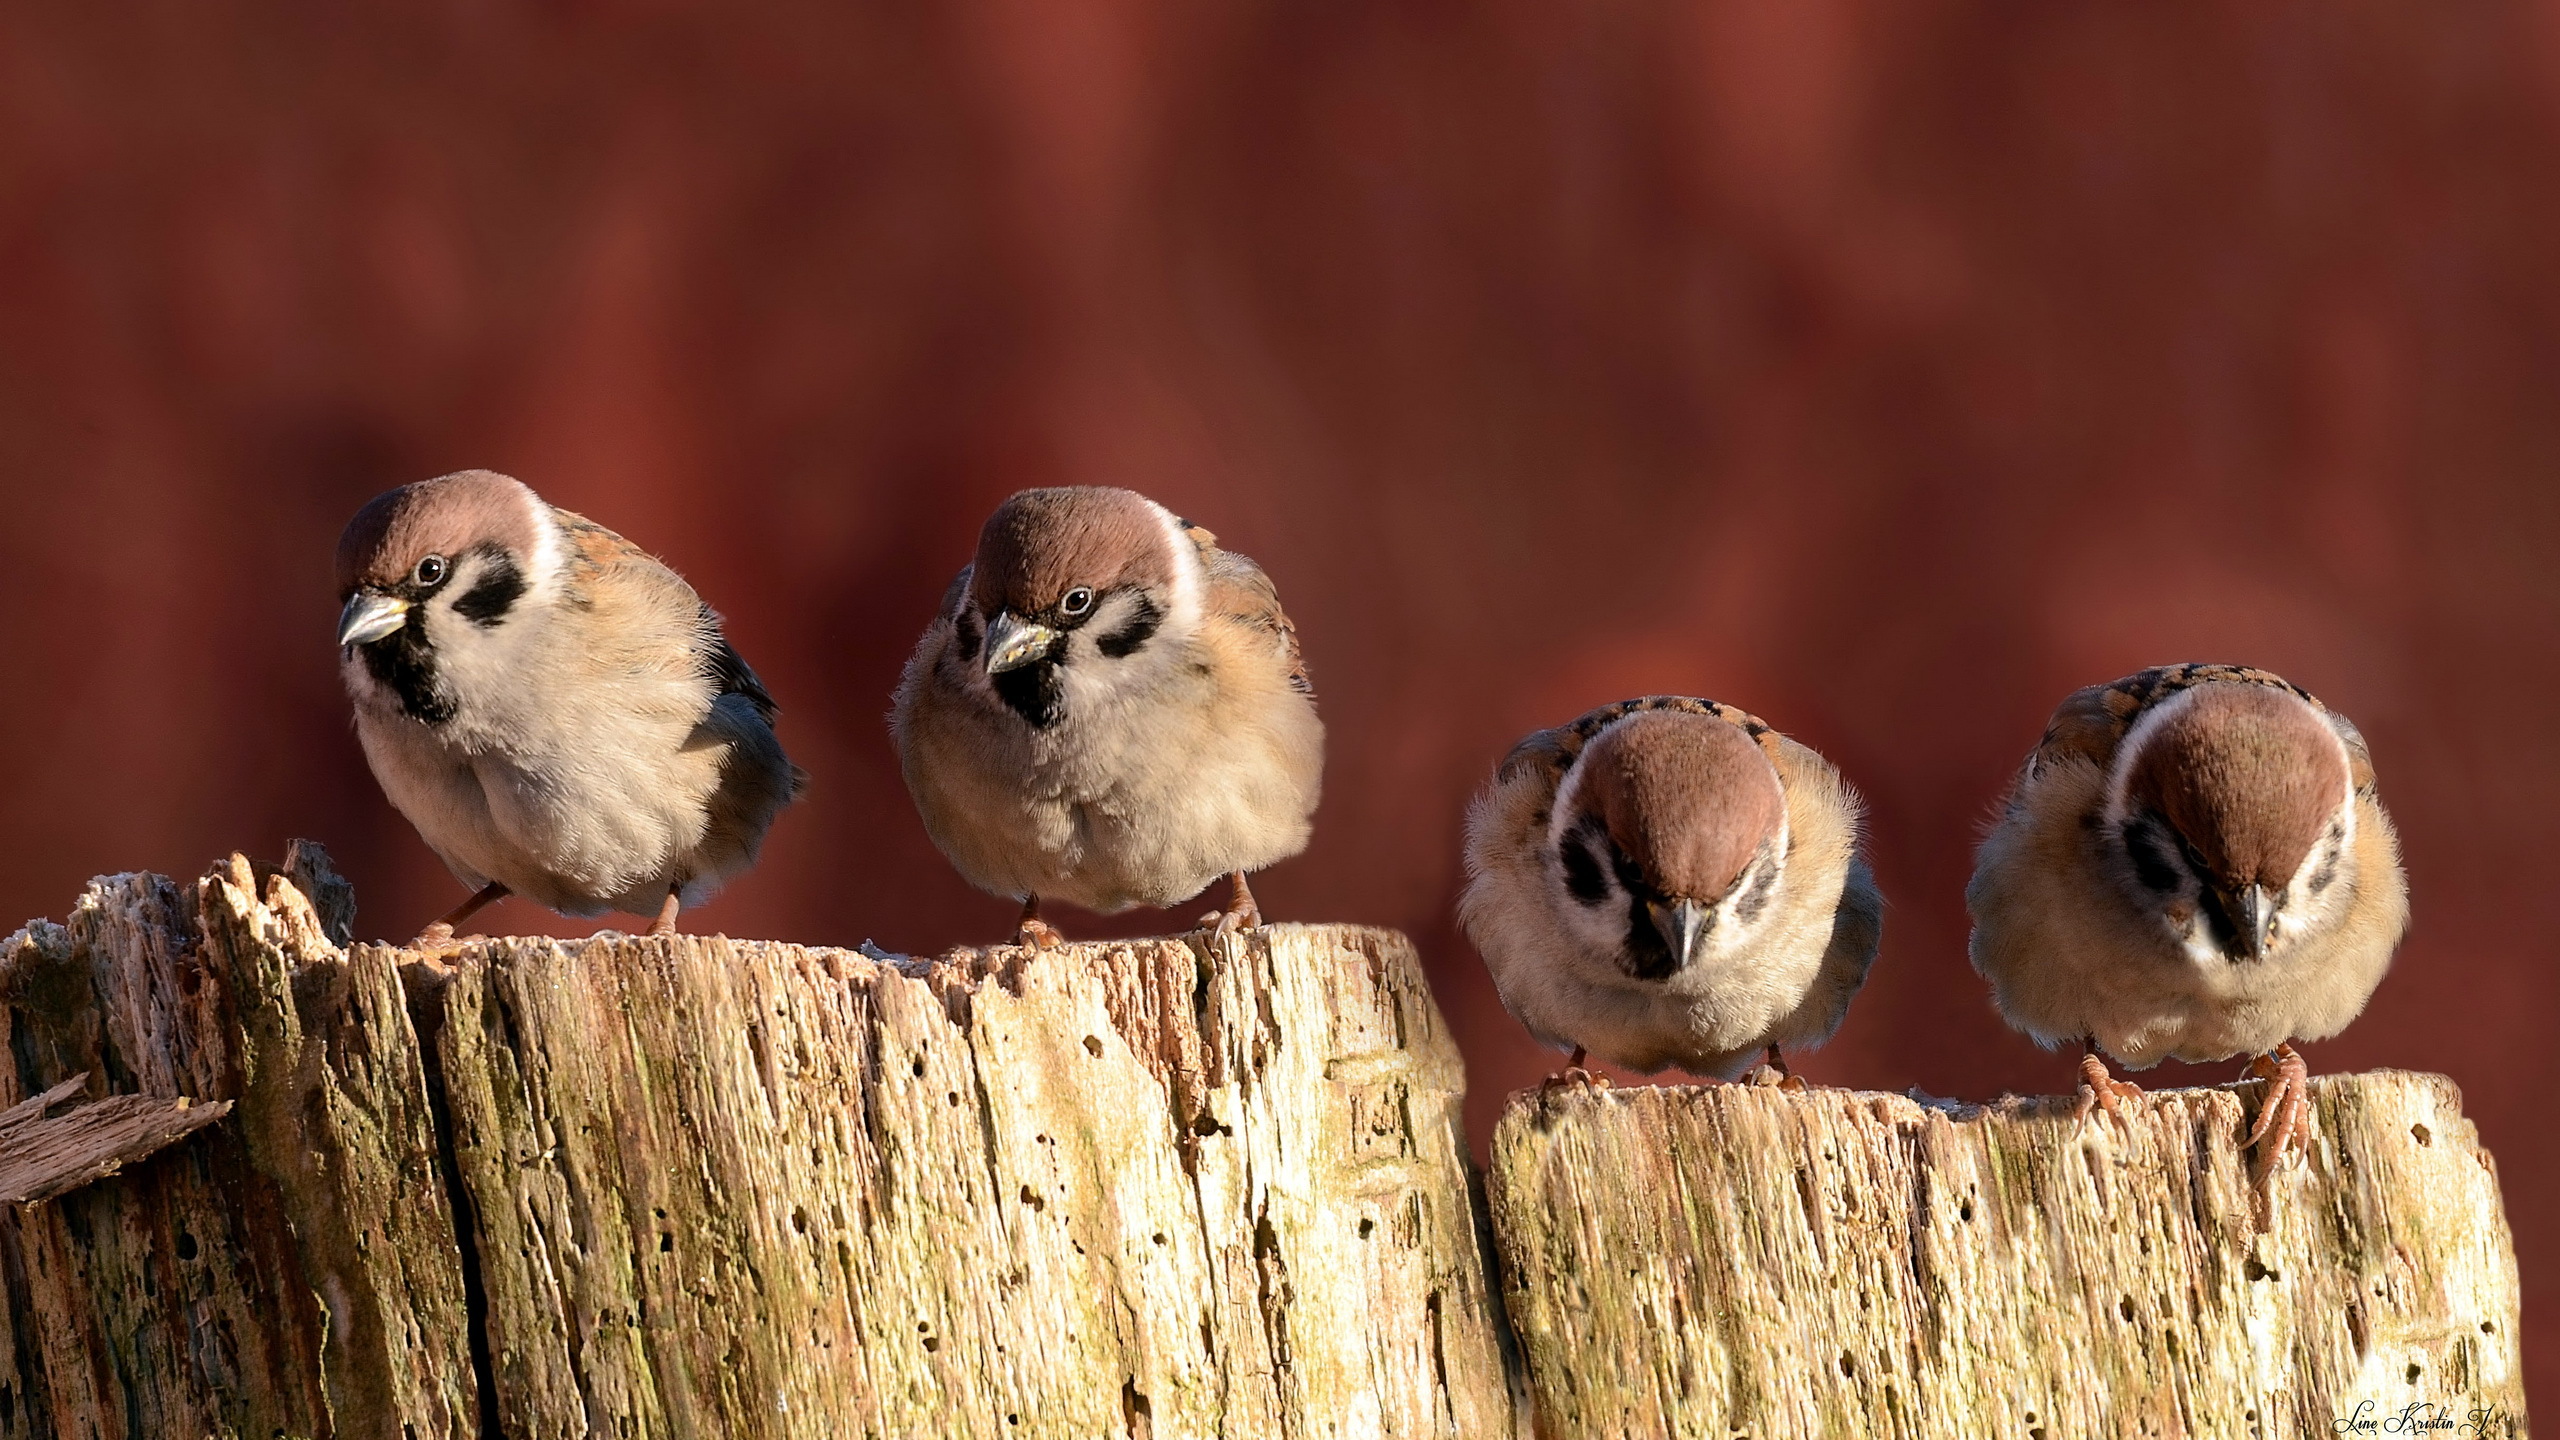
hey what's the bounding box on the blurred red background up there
[2,0,2550,1410]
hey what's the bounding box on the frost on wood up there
[0,849,1521,1439]
[1489,1076,2526,1439]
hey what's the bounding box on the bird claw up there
[1748,1047,1809,1092]
[2073,1050,2145,1132]
[1743,1064,1809,1092]
[1014,918,1067,950]
[1197,871,1263,939]
[2244,1045,2315,1230]
[1539,1066,1610,1095]
[1196,904,1260,939]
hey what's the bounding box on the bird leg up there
[1014,895,1065,950]
[647,885,682,938]
[2244,1043,2315,1231]
[1748,1043,1810,1093]
[1197,871,1263,938]
[2073,1039,2144,1131]
[413,881,508,948]
[1539,1046,1611,1094]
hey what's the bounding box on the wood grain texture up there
[1489,1074,2526,1439]
[0,849,481,1440]
[0,852,1521,1439]
[422,922,1522,1439]
[0,1074,231,1204]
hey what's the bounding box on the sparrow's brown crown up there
[2120,683,2347,890]
[336,470,544,596]
[1575,710,1785,902]
[968,487,1178,618]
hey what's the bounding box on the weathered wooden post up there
[0,849,1522,1438]
[0,848,2527,1438]
[1488,1077,2526,1437]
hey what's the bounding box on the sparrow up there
[335,470,803,941]
[891,486,1323,946]
[1459,696,1883,1084]
[1966,663,2409,1222]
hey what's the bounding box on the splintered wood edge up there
[0,1091,236,1205]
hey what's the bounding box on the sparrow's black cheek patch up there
[363,631,456,726]
[1096,595,1162,659]
[952,609,982,664]
[1560,835,1608,906]
[2123,818,2184,893]
[452,555,526,627]
[993,660,1063,729]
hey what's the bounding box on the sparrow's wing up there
[699,613,781,726]
[1184,523,1313,699]
[552,506,780,724]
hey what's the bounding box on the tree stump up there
[1488,1076,2526,1438]
[1,847,2527,1438]
[0,850,1522,1439]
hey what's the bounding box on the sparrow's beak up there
[1647,897,1711,973]
[2223,883,2277,960]
[337,591,411,647]
[984,611,1062,675]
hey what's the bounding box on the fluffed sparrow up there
[1966,663,2408,1222]
[1460,697,1883,1084]
[891,486,1323,945]
[335,470,803,941]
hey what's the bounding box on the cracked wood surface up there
[0,850,1522,1438]
[1489,1075,2526,1439]
[0,847,479,1439]
[420,922,1521,1438]
[0,1074,232,1205]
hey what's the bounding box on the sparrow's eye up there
[1059,587,1095,618]
[414,555,449,588]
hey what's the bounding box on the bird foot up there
[1744,1064,1809,1093]
[2244,1044,2315,1231]
[1538,1048,1611,1095]
[1196,903,1261,938]
[1197,872,1263,938]
[2073,1051,2145,1132]
[1014,918,1067,950]
[413,921,456,947]
[1539,1066,1610,1095]
[1747,1047,1809,1092]
[646,891,682,938]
